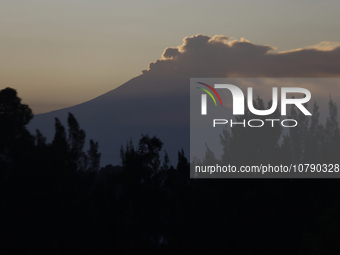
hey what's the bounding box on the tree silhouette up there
[323,98,340,163]
[0,87,34,172]
[2,87,340,254]
[87,140,101,172]
[68,113,87,171]
[304,102,324,163]
[219,97,282,166]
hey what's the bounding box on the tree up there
[0,87,35,179]
[68,113,87,171]
[304,102,324,163]
[138,134,163,173]
[121,134,164,178]
[0,87,33,137]
[288,101,309,164]
[87,139,101,172]
[160,150,170,172]
[0,87,34,161]
[220,97,282,166]
[323,98,340,163]
[51,117,70,170]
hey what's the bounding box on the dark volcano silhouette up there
[28,34,340,166]
[28,74,192,166]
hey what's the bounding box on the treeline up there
[200,97,340,167]
[1,88,340,254]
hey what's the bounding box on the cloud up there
[142,34,340,78]
[282,41,340,53]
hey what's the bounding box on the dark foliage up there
[1,87,340,254]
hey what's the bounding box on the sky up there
[1,0,340,114]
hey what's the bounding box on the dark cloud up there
[162,47,181,59]
[142,35,340,78]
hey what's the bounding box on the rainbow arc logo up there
[196,82,222,106]
[196,82,222,115]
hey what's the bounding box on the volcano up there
[28,74,191,166]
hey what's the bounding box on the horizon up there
[1,0,340,114]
